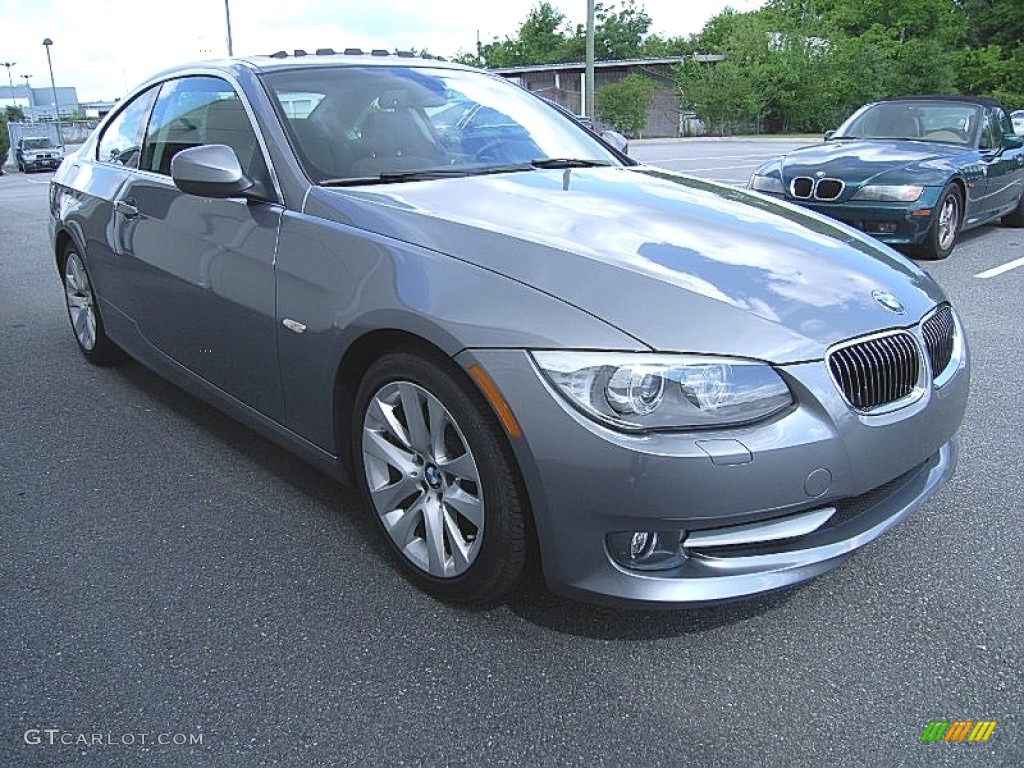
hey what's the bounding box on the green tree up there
[0,115,10,169]
[464,2,573,67]
[4,105,25,122]
[596,74,657,136]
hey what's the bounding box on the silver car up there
[49,52,969,606]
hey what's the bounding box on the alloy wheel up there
[64,251,97,351]
[361,380,485,578]
[936,192,960,252]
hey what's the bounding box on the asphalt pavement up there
[2,147,1021,767]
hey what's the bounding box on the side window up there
[96,88,158,168]
[141,76,265,180]
[979,111,999,150]
[996,109,1014,139]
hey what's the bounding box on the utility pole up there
[585,0,595,119]
[224,0,234,56]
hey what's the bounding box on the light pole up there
[224,0,234,56]
[42,38,64,147]
[2,62,15,109]
[585,0,595,120]
[20,74,32,120]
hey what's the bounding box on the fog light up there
[630,531,655,559]
[607,530,687,571]
[865,221,899,235]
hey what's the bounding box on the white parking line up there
[975,256,1024,279]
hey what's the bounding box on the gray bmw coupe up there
[50,51,969,606]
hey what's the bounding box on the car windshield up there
[23,138,55,150]
[834,101,982,145]
[262,65,622,184]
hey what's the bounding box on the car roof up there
[878,94,1004,109]
[146,50,472,83]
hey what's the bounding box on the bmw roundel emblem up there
[815,170,826,178]
[872,290,905,314]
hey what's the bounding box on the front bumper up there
[458,337,968,606]
[23,155,62,172]
[757,189,942,247]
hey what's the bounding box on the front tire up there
[61,246,123,365]
[917,183,962,260]
[352,349,527,603]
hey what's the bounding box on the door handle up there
[115,199,139,218]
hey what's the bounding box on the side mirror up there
[170,144,254,198]
[600,129,629,155]
[1001,133,1024,151]
[823,130,836,142]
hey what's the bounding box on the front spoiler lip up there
[557,439,957,608]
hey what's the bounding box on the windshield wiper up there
[319,164,533,187]
[530,158,612,169]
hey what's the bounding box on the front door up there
[116,75,285,420]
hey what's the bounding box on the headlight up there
[851,184,924,202]
[531,352,793,432]
[749,174,785,194]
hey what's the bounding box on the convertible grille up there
[921,305,955,378]
[828,332,921,411]
[789,177,845,201]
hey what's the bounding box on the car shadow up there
[113,357,379,543]
[112,356,800,638]
[498,569,798,640]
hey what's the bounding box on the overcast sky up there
[1,0,763,102]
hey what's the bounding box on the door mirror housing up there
[1001,133,1024,151]
[600,130,629,155]
[823,130,836,142]
[170,144,255,198]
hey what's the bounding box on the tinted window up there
[980,110,1000,149]
[996,109,1014,138]
[96,88,158,168]
[263,66,620,183]
[141,76,264,179]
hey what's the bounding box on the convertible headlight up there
[851,184,924,202]
[531,352,793,431]
[749,174,785,194]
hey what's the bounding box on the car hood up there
[777,139,964,185]
[306,166,947,363]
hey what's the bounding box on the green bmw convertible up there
[749,96,1024,259]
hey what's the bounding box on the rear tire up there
[352,349,527,603]
[61,245,124,365]
[917,182,962,260]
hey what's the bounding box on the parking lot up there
[2,142,1021,767]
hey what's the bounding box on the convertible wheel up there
[1001,189,1024,227]
[62,247,123,365]
[353,349,527,603]
[917,183,962,260]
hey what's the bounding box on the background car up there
[1012,109,1024,135]
[50,53,968,607]
[16,136,64,173]
[749,96,1024,259]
